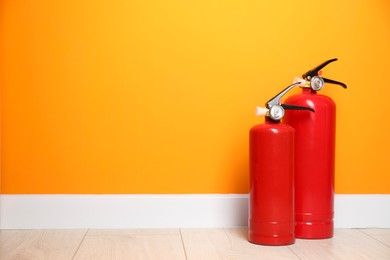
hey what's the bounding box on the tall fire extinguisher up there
[249,82,314,246]
[283,58,347,239]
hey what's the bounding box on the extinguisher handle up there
[281,104,315,112]
[257,82,315,121]
[323,77,347,88]
[301,58,347,89]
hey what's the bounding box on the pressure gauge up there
[310,76,325,91]
[269,105,285,121]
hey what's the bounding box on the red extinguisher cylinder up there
[249,118,295,246]
[283,88,336,239]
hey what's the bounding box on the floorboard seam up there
[179,229,189,260]
[356,228,390,249]
[71,229,88,260]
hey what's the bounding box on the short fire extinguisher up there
[283,58,347,239]
[249,82,314,246]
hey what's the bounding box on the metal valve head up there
[257,82,315,121]
[302,58,347,91]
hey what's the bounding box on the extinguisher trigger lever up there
[281,104,315,112]
[266,82,301,108]
[302,58,338,79]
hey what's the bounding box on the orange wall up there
[1,0,390,194]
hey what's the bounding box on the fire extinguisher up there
[249,82,314,246]
[283,58,347,239]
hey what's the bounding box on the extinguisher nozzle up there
[293,77,307,87]
[256,107,268,116]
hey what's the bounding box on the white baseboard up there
[334,194,390,228]
[1,194,389,229]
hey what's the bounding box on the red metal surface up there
[249,118,295,246]
[283,88,336,239]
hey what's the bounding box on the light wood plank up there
[181,228,299,260]
[73,231,186,260]
[289,229,390,260]
[0,229,86,260]
[360,229,390,247]
[2,228,390,260]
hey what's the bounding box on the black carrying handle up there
[281,104,315,112]
[302,58,347,89]
[323,77,347,88]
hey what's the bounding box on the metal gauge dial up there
[310,76,325,91]
[269,105,285,121]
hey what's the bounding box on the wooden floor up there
[1,228,389,259]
